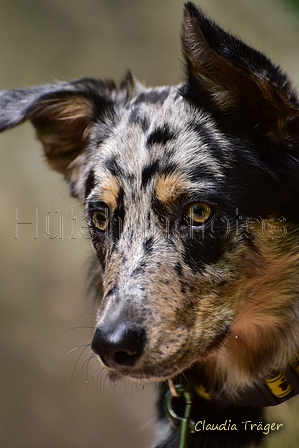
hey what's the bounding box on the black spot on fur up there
[166,239,178,251]
[103,156,124,178]
[143,237,154,255]
[142,160,160,188]
[85,170,95,199]
[134,89,169,105]
[129,107,150,132]
[182,232,225,273]
[162,162,179,176]
[180,282,187,294]
[96,137,106,147]
[112,186,125,240]
[105,285,118,299]
[132,263,146,276]
[146,125,176,148]
[216,325,230,342]
[187,163,220,182]
[103,156,136,184]
[174,262,183,277]
[189,120,226,162]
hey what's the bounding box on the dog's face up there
[1,3,299,387]
[84,88,238,380]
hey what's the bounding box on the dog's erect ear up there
[0,78,118,175]
[182,3,299,149]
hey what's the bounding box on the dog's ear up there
[0,78,119,176]
[182,2,299,152]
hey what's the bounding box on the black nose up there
[91,321,146,369]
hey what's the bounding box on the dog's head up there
[1,3,299,386]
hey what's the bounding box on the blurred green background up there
[1,1,299,447]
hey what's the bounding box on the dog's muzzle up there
[91,320,147,370]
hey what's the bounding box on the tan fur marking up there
[155,173,188,205]
[99,176,120,212]
[37,97,93,122]
[31,97,94,173]
[213,222,299,384]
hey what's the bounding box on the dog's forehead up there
[89,87,229,206]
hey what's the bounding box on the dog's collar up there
[163,353,299,447]
[190,351,299,409]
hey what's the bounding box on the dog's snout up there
[91,322,146,369]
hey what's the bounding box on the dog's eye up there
[186,203,212,226]
[92,210,109,231]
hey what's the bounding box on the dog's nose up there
[91,322,146,369]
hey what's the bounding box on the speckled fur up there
[1,3,299,447]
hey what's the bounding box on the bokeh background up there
[1,1,299,447]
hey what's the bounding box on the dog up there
[1,2,299,447]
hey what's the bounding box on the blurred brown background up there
[1,1,299,447]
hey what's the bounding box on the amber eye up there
[186,203,212,226]
[92,210,109,231]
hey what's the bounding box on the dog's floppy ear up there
[0,78,117,175]
[182,2,299,151]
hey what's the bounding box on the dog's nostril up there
[114,350,135,365]
[91,323,146,369]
